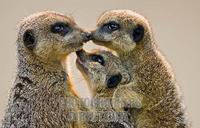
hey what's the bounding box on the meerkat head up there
[92,9,154,54]
[17,11,91,63]
[76,49,130,96]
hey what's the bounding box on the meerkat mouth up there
[76,49,86,61]
[76,59,89,76]
[76,49,89,73]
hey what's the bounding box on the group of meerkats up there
[1,10,190,128]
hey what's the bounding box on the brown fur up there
[92,9,190,128]
[2,11,89,128]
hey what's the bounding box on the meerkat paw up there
[112,85,143,112]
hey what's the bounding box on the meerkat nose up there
[82,32,92,42]
[86,32,92,40]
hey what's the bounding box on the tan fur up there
[1,11,89,128]
[92,9,190,128]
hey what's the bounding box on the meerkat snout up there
[82,32,92,42]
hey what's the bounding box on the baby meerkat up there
[2,11,91,128]
[76,49,134,128]
[91,10,190,127]
[76,49,130,98]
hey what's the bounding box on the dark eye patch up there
[51,22,71,36]
[90,54,105,66]
[102,21,120,33]
[132,25,144,43]
[107,74,122,88]
[23,29,36,50]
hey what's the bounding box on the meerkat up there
[76,49,134,128]
[1,11,91,128]
[91,9,190,127]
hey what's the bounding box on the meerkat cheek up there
[119,41,136,52]
[112,40,135,52]
[34,44,52,58]
[102,34,113,42]
[64,34,73,41]
[126,43,136,51]
[124,35,137,49]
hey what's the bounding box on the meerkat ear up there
[23,29,36,50]
[107,74,122,88]
[132,25,144,43]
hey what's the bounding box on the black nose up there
[82,32,92,42]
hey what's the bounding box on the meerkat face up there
[92,10,151,53]
[76,49,130,96]
[18,11,91,62]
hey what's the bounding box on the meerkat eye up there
[102,21,120,33]
[107,74,122,88]
[51,22,71,36]
[90,54,105,66]
[132,25,144,43]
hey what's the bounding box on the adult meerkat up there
[76,49,134,128]
[91,10,190,127]
[2,11,91,128]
